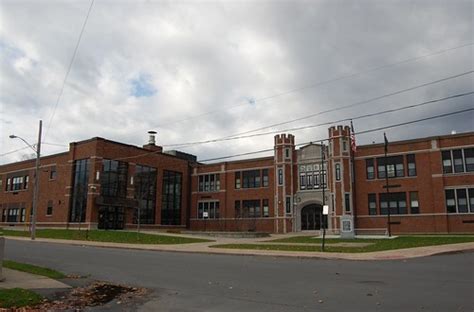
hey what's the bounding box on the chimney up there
[143,130,163,152]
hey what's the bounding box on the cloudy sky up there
[1,0,473,164]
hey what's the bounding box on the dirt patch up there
[13,282,148,311]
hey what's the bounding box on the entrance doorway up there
[301,204,322,230]
[98,206,125,230]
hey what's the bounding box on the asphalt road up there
[5,239,473,312]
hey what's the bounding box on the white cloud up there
[0,0,473,165]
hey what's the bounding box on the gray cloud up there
[0,0,473,164]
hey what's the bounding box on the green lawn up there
[1,229,212,245]
[0,288,43,308]
[211,236,474,253]
[3,260,66,279]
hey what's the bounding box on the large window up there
[379,192,407,215]
[70,159,90,222]
[101,159,128,198]
[263,199,269,217]
[278,168,283,185]
[445,188,474,213]
[407,154,416,176]
[235,200,263,218]
[368,194,377,215]
[286,196,291,214]
[161,170,182,225]
[197,201,220,219]
[5,173,29,192]
[366,159,375,180]
[198,174,220,192]
[235,169,269,189]
[299,164,326,190]
[442,148,474,174]
[46,200,53,216]
[377,156,404,179]
[134,165,157,224]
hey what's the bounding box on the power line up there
[197,107,474,162]
[0,146,30,157]
[219,70,474,139]
[144,42,473,131]
[163,89,473,148]
[44,0,95,141]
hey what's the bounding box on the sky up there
[0,0,473,165]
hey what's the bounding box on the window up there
[445,189,456,213]
[262,169,269,187]
[342,139,347,151]
[235,200,241,218]
[241,200,261,218]
[49,167,57,180]
[235,172,241,189]
[368,194,377,215]
[442,150,453,174]
[366,159,375,180]
[263,199,269,217]
[161,170,182,225]
[47,200,53,215]
[70,159,90,222]
[335,163,341,181]
[285,148,290,158]
[456,189,468,213]
[101,159,128,198]
[242,170,261,188]
[410,192,419,214]
[407,154,416,176]
[345,193,351,213]
[469,189,474,213]
[198,174,220,192]
[197,201,220,219]
[377,156,404,178]
[5,174,28,192]
[452,149,464,173]
[134,165,157,224]
[20,208,26,222]
[278,168,283,185]
[7,208,19,222]
[286,196,291,214]
[464,148,474,172]
[379,192,407,215]
[300,173,306,190]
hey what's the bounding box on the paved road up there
[5,239,473,312]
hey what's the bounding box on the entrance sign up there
[323,205,329,215]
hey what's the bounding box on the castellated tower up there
[273,134,296,233]
[328,125,355,236]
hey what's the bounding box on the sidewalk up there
[5,235,474,261]
[0,268,70,290]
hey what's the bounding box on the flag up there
[350,120,357,152]
[384,132,389,154]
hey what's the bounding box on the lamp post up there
[9,120,42,240]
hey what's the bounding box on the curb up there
[5,236,474,261]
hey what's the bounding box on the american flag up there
[350,120,357,153]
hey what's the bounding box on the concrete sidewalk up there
[5,235,474,261]
[0,268,70,290]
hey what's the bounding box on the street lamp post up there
[9,120,42,240]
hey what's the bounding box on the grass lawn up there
[0,288,43,308]
[3,260,66,279]
[211,236,474,253]
[1,229,212,245]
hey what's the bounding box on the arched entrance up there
[301,204,322,231]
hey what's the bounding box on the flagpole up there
[350,121,357,233]
[384,132,391,237]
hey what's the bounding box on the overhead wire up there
[197,107,474,162]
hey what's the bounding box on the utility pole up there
[31,120,42,240]
[384,133,391,237]
[321,144,326,252]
